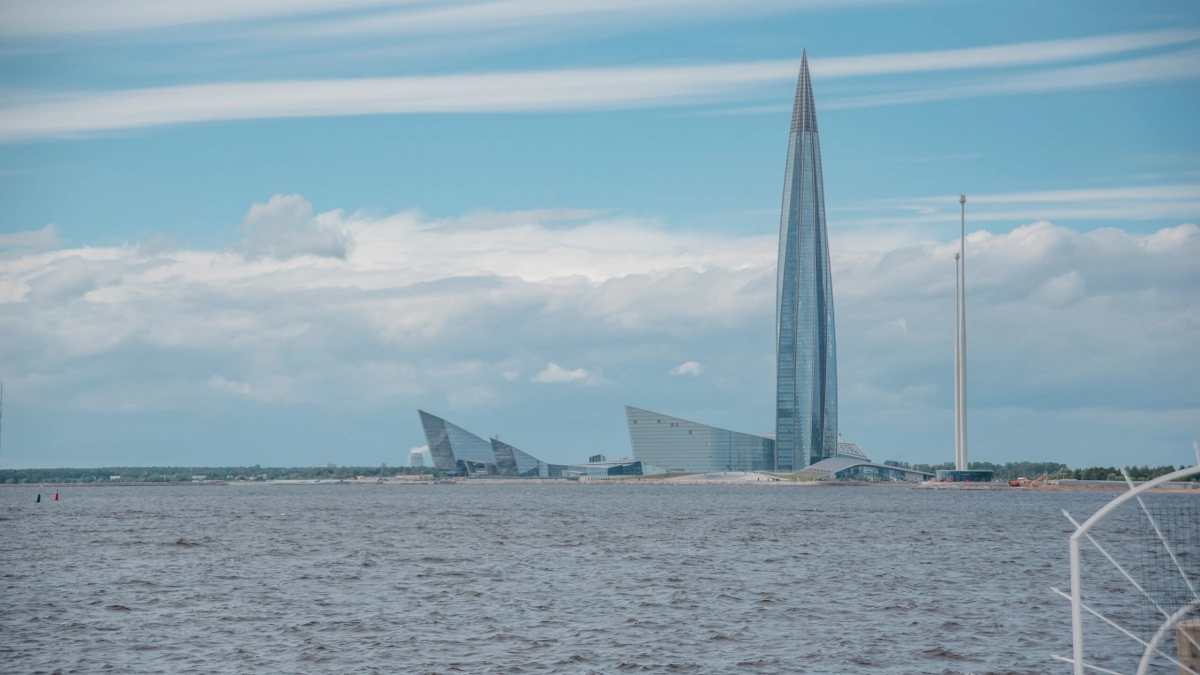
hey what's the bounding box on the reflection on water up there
[0,484,1179,674]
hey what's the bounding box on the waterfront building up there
[775,51,838,471]
[418,410,498,475]
[935,469,994,483]
[624,406,880,475]
[418,410,662,478]
[835,433,868,461]
[800,458,933,483]
[625,405,775,473]
[562,457,667,478]
[489,437,544,477]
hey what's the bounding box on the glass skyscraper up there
[775,51,837,471]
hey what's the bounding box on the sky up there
[0,0,1197,470]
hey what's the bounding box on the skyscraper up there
[775,51,837,471]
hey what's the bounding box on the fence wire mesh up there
[1138,501,1200,669]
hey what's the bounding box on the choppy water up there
[0,484,1191,674]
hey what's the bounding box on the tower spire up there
[790,50,818,134]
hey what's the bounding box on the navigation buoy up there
[36,493,41,503]
[54,492,59,501]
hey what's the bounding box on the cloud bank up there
[0,196,1196,466]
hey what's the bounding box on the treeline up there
[1061,465,1192,482]
[0,464,439,484]
[882,460,1197,482]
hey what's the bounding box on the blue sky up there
[0,0,1197,470]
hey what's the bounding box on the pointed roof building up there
[775,50,838,471]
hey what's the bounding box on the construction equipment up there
[1009,472,1050,487]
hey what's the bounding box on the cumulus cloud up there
[236,194,349,259]
[670,361,703,376]
[0,224,60,249]
[531,363,589,384]
[1030,270,1086,306]
[0,196,1196,466]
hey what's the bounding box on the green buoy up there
[36,493,41,503]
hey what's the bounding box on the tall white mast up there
[957,194,968,471]
[954,251,961,470]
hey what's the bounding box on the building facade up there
[625,406,775,473]
[419,410,496,474]
[801,457,932,483]
[419,410,661,478]
[775,51,838,471]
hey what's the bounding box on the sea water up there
[0,484,1185,674]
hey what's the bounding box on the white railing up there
[1054,452,1200,675]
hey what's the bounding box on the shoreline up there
[4,479,1197,492]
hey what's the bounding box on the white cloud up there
[670,361,703,376]
[826,47,1200,109]
[917,184,1200,205]
[0,0,417,37]
[0,0,904,37]
[0,63,795,142]
[531,363,589,384]
[814,28,1200,78]
[306,0,905,39]
[1,196,1196,465]
[207,374,252,397]
[0,224,60,249]
[833,183,1200,231]
[237,194,349,259]
[1030,271,1086,307]
[4,30,1197,143]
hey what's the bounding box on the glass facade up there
[562,460,667,478]
[625,406,775,473]
[836,464,919,483]
[775,51,837,471]
[418,410,498,475]
[490,438,548,477]
[835,433,869,461]
[935,470,995,483]
[419,410,624,479]
[801,457,931,483]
